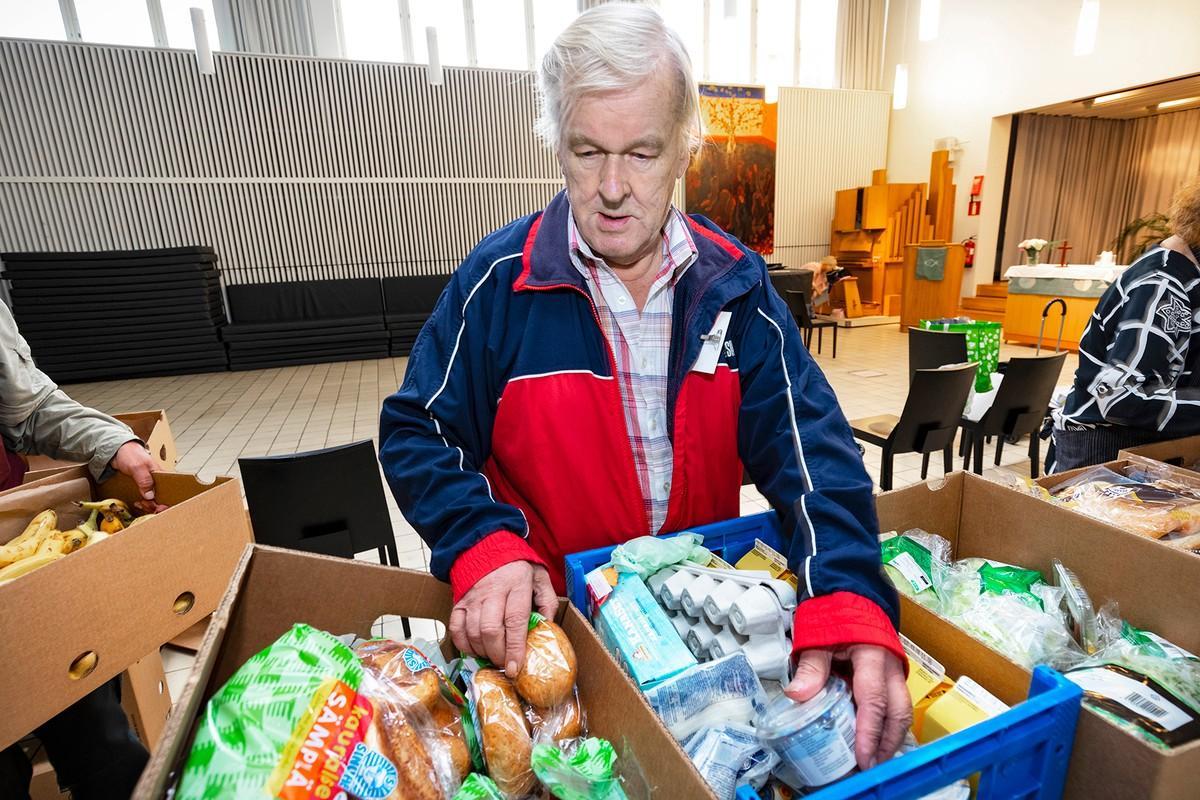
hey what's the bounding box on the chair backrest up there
[978,352,1068,437]
[784,289,814,327]
[768,269,814,303]
[888,364,978,455]
[238,440,397,562]
[907,327,969,385]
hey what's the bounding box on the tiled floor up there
[62,324,1070,699]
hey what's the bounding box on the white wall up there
[883,0,1200,295]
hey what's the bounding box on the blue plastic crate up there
[563,512,1083,800]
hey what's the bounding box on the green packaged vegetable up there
[452,773,505,800]
[531,737,629,800]
[610,533,711,579]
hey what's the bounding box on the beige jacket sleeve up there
[0,302,138,481]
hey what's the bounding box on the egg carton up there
[648,564,795,682]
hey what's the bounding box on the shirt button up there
[616,295,627,306]
[641,358,649,370]
[649,418,657,432]
[663,481,671,492]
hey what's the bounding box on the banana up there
[36,532,69,557]
[0,526,57,567]
[79,498,133,521]
[99,511,126,534]
[61,528,90,553]
[83,530,110,548]
[11,510,57,546]
[129,515,151,527]
[0,552,64,582]
[79,509,99,535]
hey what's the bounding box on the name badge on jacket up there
[693,311,733,374]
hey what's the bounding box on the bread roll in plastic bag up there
[526,687,586,744]
[175,623,462,799]
[514,613,578,709]
[466,666,536,798]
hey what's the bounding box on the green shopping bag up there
[919,319,1001,392]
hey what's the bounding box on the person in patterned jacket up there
[1051,179,1200,471]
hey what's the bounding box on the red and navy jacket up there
[380,191,903,664]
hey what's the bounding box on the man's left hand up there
[785,644,911,770]
[110,441,167,513]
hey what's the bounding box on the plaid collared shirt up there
[567,206,699,534]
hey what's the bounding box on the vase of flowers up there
[1018,238,1048,265]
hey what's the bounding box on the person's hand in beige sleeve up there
[109,441,167,513]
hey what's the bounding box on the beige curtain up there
[1131,107,1200,220]
[836,0,887,90]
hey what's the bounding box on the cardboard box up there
[1120,435,1200,472]
[0,466,251,750]
[877,472,1199,800]
[24,409,177,482]
[133,545,715,799]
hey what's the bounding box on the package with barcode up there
[1065,608,1200,748]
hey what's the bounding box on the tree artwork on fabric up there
[685,84,776,255]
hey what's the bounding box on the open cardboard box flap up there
[1119,434,1200,471]
[877,472,1200,800]
[134,545,714,799]
[0,466,250,749]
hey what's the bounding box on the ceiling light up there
[1073,0,1100,56]
[1089,89,1135,105]
[919,0,940,42]
[893,64,909,110]
[1157,96,1200,110]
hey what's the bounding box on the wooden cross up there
[1055,241,1073,267]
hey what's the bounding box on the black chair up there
[239,440,409,635]
[850,364,977,491]
[907,327,969,385]
[960,352,1068,479]
[783,289,839,358]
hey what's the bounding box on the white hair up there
[535,3,703,155]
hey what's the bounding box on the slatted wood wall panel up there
[0,38,561,282]
[773,87,891,267]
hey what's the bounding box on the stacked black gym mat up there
[383,275,451,356]
[222,278,390,370]
[0,246,229,383]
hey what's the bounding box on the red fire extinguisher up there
[962,235,976,268]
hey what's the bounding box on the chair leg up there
[994,436,1005,466]
[921,452,930,480]
[1029,435,1041,479]
[803,327,811,350]
[817,327,823,354]
[832,325,838,358]
[943,445,953,475]
[880,447,894,491]
[962,431,973,471]
[973,434,985,474]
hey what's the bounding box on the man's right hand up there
[449,560,558,675]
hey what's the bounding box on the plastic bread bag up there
[642,652,768,740]
[609,532,712,579]
[463,663,537,798]
[527,686,587,744]
[879,529,953,609]
[513,613,579,709]
[1065,608,1200,748]
[1046,465,1200,540]
[986,468,1053,501]
[175,623,461,800]
[530,736,631,800]
[355,638,474,784]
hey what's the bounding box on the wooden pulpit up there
[899,241,965,330]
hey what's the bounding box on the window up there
[657,0,705,80]
[707,0,752,85]
[410,0,469,66]
[472,0,527,70]
[530,0,577,68]
[341,0,405,62]
[160,0,220,50]
[798,0,837,88]
[756,0,795,94]
[75,0,154,47]
[0,0,65,40]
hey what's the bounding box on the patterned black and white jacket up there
[1058,236,1200,434]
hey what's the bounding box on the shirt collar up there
[567,204,699,285]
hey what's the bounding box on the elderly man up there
[0,300,163,798]
[380,3,910,769]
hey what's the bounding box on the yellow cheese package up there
[919,676,1009,744]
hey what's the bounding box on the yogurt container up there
[755,675,858,789]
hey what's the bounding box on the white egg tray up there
[647,564,795,682]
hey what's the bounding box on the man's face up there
[559,69,690,268]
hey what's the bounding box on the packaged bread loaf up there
[528,687,585,744]
[514,614,578,708]
[471,668,536,798]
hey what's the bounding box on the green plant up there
[1111,213,1171,264]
